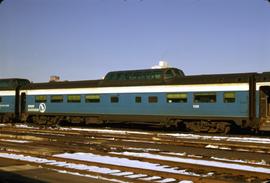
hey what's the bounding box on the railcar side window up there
[135,96,141,103]
[35,96,47,103]
[51,95,63,103]
[111,96,119,103]
[67,95,81,103]
[167,93,187,103]
[224,92,236,103]
[194,93,216,103]
[148,96,158,103]
[85,95,100,103]
[0,96,2,103]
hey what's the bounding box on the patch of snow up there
[55,169,126,183]
[0,139,30,143]
[15,124,38,129]
[140,176,161,181]
[0,153,120,175]
[205,144,231,150]
[156,178,176,183]
[162,133,270,144]
[211,157,267,165]
[112,152,270,174]
[61,127,151,135]
[125,174,147,179]
[161,152,187,157]
[125,147,160,152]
[111,172,133,176]
[54,152,202,176]
[179,181,193,183]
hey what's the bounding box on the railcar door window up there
[0,96,2,103]
[223,92,236,103]
[35,96,47,103]
[85,95,100,103]
[194,93,216,103]
[51,95,63,103]
[167,93,187,103]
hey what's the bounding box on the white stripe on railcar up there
[0,90,16,96]
[256,82,270,90]
[20,83,249,95]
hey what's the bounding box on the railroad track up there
[0,124,270,182]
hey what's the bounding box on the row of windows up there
[34,92,236,104]
[104,69,185,81]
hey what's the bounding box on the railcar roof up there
[20,71,270,90]
[0,78,30,90]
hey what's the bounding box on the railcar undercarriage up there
[22,113,243,134]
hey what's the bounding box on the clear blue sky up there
[0,0,270,82]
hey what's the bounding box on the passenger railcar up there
[18,68,270,133]
[0,78,30,122]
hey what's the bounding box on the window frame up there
[50,95,64,103]
[111,96,119,103]
[67,95,81,103]
[167,93,187,103]
[223,92,236,103]
[193,92,216,103]
[135,96,142,103]
[85,95,100,103]
[35,95,47,103]
[148,96,158,103]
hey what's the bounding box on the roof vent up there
[49,75,60,82]
[151,61,169,69]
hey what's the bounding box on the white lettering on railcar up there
[193,105,200,109]
[28,108,39,112]
[0,104,10,107]
[28,104,39,112]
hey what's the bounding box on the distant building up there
[49,75,60,82]
[151,61,170,69]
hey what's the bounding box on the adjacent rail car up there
[19,68,270,133]
[0,78,30,122]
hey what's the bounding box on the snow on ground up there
[55,169,127,183]
[61,127,151,135]
[0,153,120,175]
[54,152,203,177]
[163,133,270,144]
[111,151,270,174]
[15,124,39,129]
[161,151,267,166]
[11,124,270,144]
[0,139,30,143]
[0,152,194,183]
[61,126,270,144]
[125,147,160,152]
[210,157,267,166]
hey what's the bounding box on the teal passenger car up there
[19,68,270,133]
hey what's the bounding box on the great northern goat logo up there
[39,103,46,113]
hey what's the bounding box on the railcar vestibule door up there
[259,86,270,127]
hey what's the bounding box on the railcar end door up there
[259,86,270,131]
